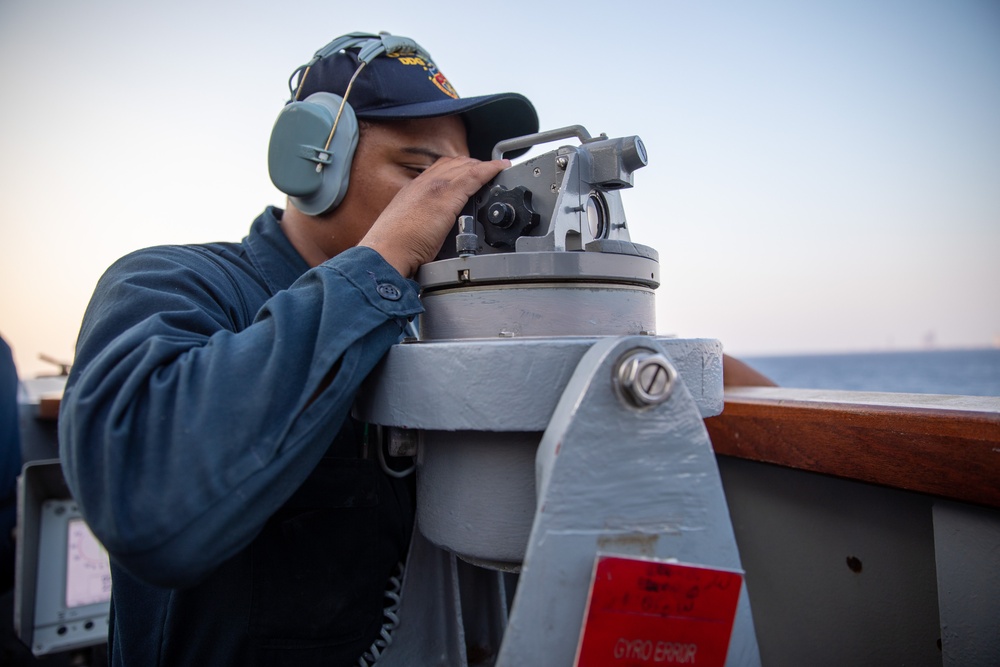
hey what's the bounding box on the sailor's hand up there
[360,156,509,278]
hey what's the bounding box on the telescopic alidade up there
[355,126,759,666]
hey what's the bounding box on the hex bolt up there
[458,215,475,235]
[616,350,677,407]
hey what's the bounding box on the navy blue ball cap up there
[294,46,538,160]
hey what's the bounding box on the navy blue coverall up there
[59,207,417,666]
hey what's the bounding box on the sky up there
[1,0,998,378]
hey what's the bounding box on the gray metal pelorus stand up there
[354,126,761,666]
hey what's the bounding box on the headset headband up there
[289,32,432,103]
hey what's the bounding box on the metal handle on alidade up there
[491,125,594,160]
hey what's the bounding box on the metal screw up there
[556,156,568,169]
[533,167,541,176]
[616,350,677,407]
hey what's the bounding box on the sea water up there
[742,348,1000,397]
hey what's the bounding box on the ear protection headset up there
[268,32,431,215]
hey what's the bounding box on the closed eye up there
[399,147,444,176]
[401,163,431,176]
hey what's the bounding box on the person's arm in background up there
[722,353,776,387]
[0,336,21,594]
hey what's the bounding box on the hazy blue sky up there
[2,0,998,377]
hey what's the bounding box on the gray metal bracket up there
[496,336,760,666]
[354,337,724,431]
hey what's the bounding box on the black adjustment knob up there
[476,185,540,249]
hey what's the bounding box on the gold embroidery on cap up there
[387,52,459,99]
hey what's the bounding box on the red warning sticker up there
[574,555,743,667]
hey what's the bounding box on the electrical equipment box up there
[14,460,111,655]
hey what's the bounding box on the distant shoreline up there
[742,346,999,360]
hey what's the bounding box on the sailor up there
[59,32,538,666]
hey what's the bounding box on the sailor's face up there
[332,115,469,249]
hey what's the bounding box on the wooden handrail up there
[32,384,1000,507]
[705,387,1000,508]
